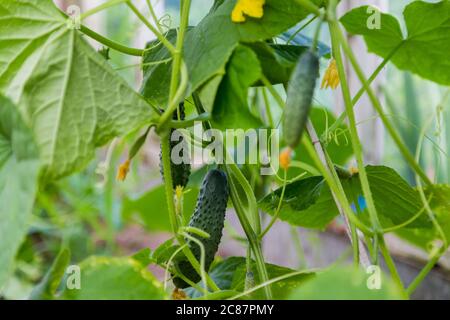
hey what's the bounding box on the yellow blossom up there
[349,166,359,175]
[321,58,340,90]
[279,147,292,170]
[231,0,265,23]
[116,159,130,181]
[172,288,187,300]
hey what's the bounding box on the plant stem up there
[379,239,406,295]
[302,135,371,237]
[225,164,272,299]
[146,0,164,34]
[261,88,274,128]
[158,1,191,130]
[79,25,144,56]
[259,170,287,238]
[126,0,176,54]
[161,135,179,234]
[407,247,447,295]
[290,227,307,269]
[328,6,382,238]
[287,16,317,44]
[325,45,400,136]
[80,0,127,20]
[332,19,433,186]
[261,72,372,240]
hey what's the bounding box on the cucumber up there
[283,50,319,149]
[160,102,191,189]
[172,169,229,288]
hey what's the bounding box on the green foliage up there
[248,43,309,85]
[0,0,156,180]
[259,176,337,229]
[29,248,70,300]
[287,266,405,300]
[187,257,314,299]
[341,1,450,85]
[212,46,263,130]
[141,0,323,107]
[2,0,449,301]
[62,257,166,300]
[122,185,200,232]
[0,95,40,288]
[396,184,450,250]
[260,166,433,230]
[350,166,432,229]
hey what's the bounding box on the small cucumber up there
[283,50,319,149]
[159,102,191,189]
[172,169,229,288]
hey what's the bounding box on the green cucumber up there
[283,50,319,148]
[159,102,191,189]
[172,169,229,288]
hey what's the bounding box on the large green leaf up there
[287,266,405,300]
[122,185,199,232]
[212,45,263,130]
[62,256,166,300]
[247,42,308,85]
[186,257,314,299]
[0,0,155,180]
[0,95,40,288]
[396,184,450,250]
[141,0,323,106]
[259,165,432,230]
[340,1,450,85]
[350,166,431,229]
[259,176,338,229]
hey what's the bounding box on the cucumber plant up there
[0,0,449,301]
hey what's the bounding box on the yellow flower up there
[175,185,184,198]
[172,288,187,300]
[279,147,292,170]
[349,166,359,175]
[321,58,340,90]
[116,159,130,181]
[231,0,265,23]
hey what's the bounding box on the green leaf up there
[259,176,338,229]
[0,95,40,288]
[186,257,314,299]
[62,256,166,300]
[140,29,177,106]
[29,248,71,300]
[341,1,450,85]
[141,0,323,106]
[260,165,432,230]
[0,0,155,180]
[350,166,431,229]
[247,43,308,85]
[287,266,405,300]
[122,185,199,232]
[396,184,450,250]
[151,239,180,266]
[131,248,152,267]
[212,45,263,130]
